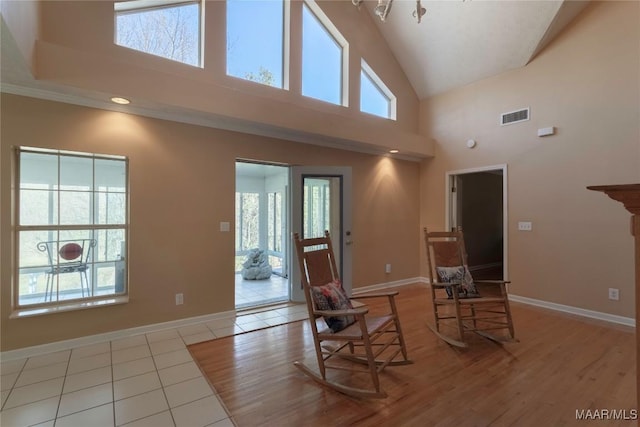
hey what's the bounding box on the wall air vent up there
[500,108,530,126]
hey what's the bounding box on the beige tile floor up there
[0,304,309,427]
[234,274,288,309]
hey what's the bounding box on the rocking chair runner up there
[424,227,516,348]
[293,231,411,399]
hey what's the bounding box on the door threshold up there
[236,299,299,314]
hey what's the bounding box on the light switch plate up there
[220,222,230,232]
[518,221,532,231]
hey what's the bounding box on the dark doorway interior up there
[454,171,504,280]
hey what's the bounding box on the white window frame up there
[360,59,396,120]
[13,147,129,317]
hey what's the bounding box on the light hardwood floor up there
[189,284,636,427]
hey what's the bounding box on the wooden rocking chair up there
[293,231,411,398]
[424,227,516,348]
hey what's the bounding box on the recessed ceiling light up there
[110,97,130,105]
[389,149,399,154]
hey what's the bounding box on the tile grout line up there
[146,332,177,427]
[115,391,170,427]
[0,359,25,412]
[110,339,116,427]
[52,349,73,425]
[1,305,304,426]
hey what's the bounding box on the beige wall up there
[419,1,640,318]
[0,94,421,351]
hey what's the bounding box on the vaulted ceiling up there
[362,0,590,98]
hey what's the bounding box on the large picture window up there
[226,0,285,88]
[115,0,202,67]
[16,148,128,308]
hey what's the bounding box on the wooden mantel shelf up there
[588,183,640,407]
[587,184,640,215]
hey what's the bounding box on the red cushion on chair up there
[59,243,83,260]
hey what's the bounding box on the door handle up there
[346,231,353,245]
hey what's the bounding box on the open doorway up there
[447,165,508,280]
[235,161,289,309]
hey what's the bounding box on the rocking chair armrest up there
[350,290,399,300]
[313,307,369,317]
[474,280,511,285]
[431,281,463,289]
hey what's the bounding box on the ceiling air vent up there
[500,108,530,126]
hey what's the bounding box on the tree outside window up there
[115,0,201,67]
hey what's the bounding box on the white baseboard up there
[0,309,237,362]
[509,294,635,327]
[405,277,635,328]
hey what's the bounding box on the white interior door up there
[290,166,352,302]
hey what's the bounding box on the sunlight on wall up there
[83,111,154,151]
[362,156,403,208]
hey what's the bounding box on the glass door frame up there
[289,166,352,303]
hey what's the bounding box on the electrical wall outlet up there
[608,288,619,301]
[175,293,184,305]
[385,263,391,274]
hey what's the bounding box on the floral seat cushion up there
[310,279,356,332]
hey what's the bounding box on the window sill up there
[10,296,129,319]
